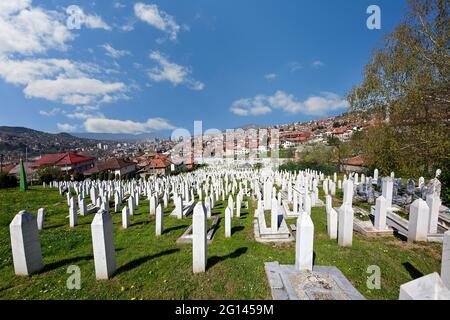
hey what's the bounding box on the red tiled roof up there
[342,156,365,166]
[1,163,16,174]
[32,152,94,168]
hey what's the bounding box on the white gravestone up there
[295,213,314,271]
[225,206,232,238]
[79,198,87,216]
[69,197,77,228]
[10,211,44,275]
[121,206,129,229]
[441,230,450,289]
[399,273,450,300]
[426,195,441,234]
[192,202,207,273]
[91,209,116,279]
[150,195,157,216]
[408,199,429,243]
[128,196,134,216]
[327,207,338,240]
[338,204,354,247]
[382,177,393,209]
[374,196,388,230]
[37,208,45,230]
[156,204,163,236]
[271,198,279,232]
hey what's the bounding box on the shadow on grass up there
[115,249,180,276]
[207,247,248,270]
[43,255,93,272]
[231,226,244,235]
[163,225,188,234]
[44,224,65,230]
[402,262,424,279]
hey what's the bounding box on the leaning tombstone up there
[10,211,44,275]
[91,209,116,279]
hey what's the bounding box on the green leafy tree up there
[347,0,449,177]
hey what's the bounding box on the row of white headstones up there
[10,170,253,278]
[9,168,450,298]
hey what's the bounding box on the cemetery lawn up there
[0,187,443,300]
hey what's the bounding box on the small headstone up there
[225,206,232,238]
[426,195,441,234]
[327,208,338,240]
[91,209,116,279]
[121,206,129,229]
[338,204,354,247]
[10,211,44,275]
[192,202,207,273]
[156,204,163,236]
[69,197,77,228]
[408,199,429,243]
[295,213,314,271]
[37,208,45,230]
[374,196,387,231]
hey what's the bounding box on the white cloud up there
[84,14,111,30]
[39,108,61,117]
[230,91,348,116]
[147,51,204,90]
[134,2,180,40]
[264,73,277,81]
[0,56,128,106]
[101,43,131,59]
[0,1,74,56]
[24,77,126,105]
[57,123,77,132]
[312,60,325,68]
[113,2,126,9]
[230,96,272,116]
[66,5,111,31]
[84,117,175,134]
[288,62,303,72]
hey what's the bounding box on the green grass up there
[0,186,443,300]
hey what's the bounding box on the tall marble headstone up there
[192,202,207,273]
[10,211,44,275]
[91,209,116,279]
[295,213,314,271]
[408,199,429,243]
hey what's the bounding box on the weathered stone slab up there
[264,262,365,300]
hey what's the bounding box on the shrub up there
[73,172,84,182]
[0,173,18,189]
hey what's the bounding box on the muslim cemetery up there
[1,163,449,300]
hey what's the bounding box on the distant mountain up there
[72,132,167,141]
[0,126,111,157]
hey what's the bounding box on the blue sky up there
[0,0,407,135]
